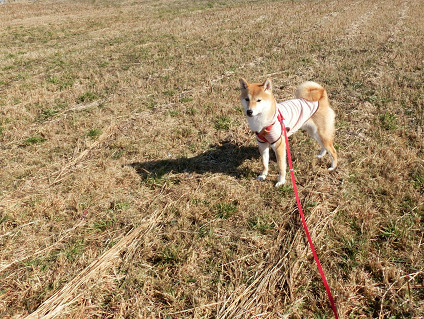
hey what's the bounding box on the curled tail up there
[295,81,328,103]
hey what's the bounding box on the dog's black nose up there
[246,109,253,116]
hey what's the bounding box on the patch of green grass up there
[214,202,237,219]
[147,99,157,110]
[341,236,359,261]
[379,221,401,240]
[247,216,274,234]
[163,89,175,97]
[400,196,416,213]
[46,76,59,85]
[102,294,113,307]
[150,246,181,266]
[180,97,193,103]
[143,173,167,189]
[59,79,74,90]
[0,214,11,224]
[160,246,180,265]
[167,110,180,117]
[23,258,49,272]
[51,59,67,68]
[109,201,131,212]
[24,135,46,145]
[38,108,59,121]
[276,185,293,196]
[93,219,115,232]
[214,115,231,130]
[46,75,74,90]
[337,234,364,277]
[142,171,181,189]
[185,107,198,115]
[78,91,98,103]
[23,250,59,272]
[380,112,397,130]
[174,127,192,138]
[65,239,85,262]
[198,225,213,238]
[411,167,424,193]
[87,128,102,139]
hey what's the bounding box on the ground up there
[0,0,423,318]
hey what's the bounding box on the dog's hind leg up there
[303,119,338,170]
[302,120,326,156]
[321,138,338,170]
[315,116,338,171]
[315,129,337,171]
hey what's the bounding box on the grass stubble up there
[0,0,423,318]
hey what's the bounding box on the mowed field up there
[1,0,423,317]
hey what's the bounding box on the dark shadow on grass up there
[129,142,260,180]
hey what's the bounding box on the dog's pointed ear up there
[263,78,272,92]
[240,78,249,90]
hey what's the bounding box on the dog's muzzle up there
[246,109,253,117]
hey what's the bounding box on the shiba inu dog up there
[240,78,337,187]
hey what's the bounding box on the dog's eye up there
[245,97,250,102]
[257,99,262,102]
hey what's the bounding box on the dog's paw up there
[316,154,325,159]
[328,166,336,171]
[316,149,327,158]
[257,174,267,181]
[275,180,286,187]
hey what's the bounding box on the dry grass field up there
[0,0,423,317]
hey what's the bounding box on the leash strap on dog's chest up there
[281,120,339,319]
[256,109,288,144]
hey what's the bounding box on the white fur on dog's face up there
[239,78,273,117]
[241,94,275,132]
[240,78,276,132]
[241,96,272,117]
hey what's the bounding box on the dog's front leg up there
[257,141,270,181]
[272,138,286,187]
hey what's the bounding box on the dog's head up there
[239,78,274,117]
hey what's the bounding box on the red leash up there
[281,120,339,319]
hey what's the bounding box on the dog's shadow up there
[129,142,262,180]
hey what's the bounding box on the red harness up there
[255,109,286,144]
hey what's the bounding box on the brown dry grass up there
[0,0,423,318]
